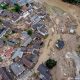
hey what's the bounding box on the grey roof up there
[10,62,25,77]
[31,15,41,24]
[41,77,48,80]
[32,49,39,55]
[37,64,51,80]
[56,40,64,49]
[7,39,18,46]
[21,31,32,47]
[11,13,20,22]
[0,9,3,14]
[0,0,11,4]
[37,25,48,36]
[0,10,12,17]
[0,67,13,80]
[0,28,8,38]
[0,39,4,47]
[3,20,12,28]
[11,0,33,6]
[32,23,44,30]
[32,39,43,49]
[27,53,38,63]
[12,48,23,59]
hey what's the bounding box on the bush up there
[27,29,33,36]
[45,59,57,69]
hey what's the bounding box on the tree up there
[0,19,2,24]
[63,0,80,4]
[12,4,21,13]
[27,29,33,36]
[26,3,29,7]
[0,3,8,9]
[76,45,80,53]
[0,57,3,62]
[45,59,57,69]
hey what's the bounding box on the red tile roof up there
[4,47,14,58]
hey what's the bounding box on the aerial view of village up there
[0,0,80,80]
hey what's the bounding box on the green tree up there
[12,4,21,13]
[26,3,29,7]
[27,29,33,36]
[45,59,57,69]
[0,19,2,24]
[0,3,8,9]
[63,0,80,4]
[0,57,3,62]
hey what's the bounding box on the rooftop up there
[37,64,51,80]
[10,62,25,77]
[0,67,13,80]
[12,48,23,59]
[21,31,32,47]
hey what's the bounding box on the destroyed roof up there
[32,49,40,55]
